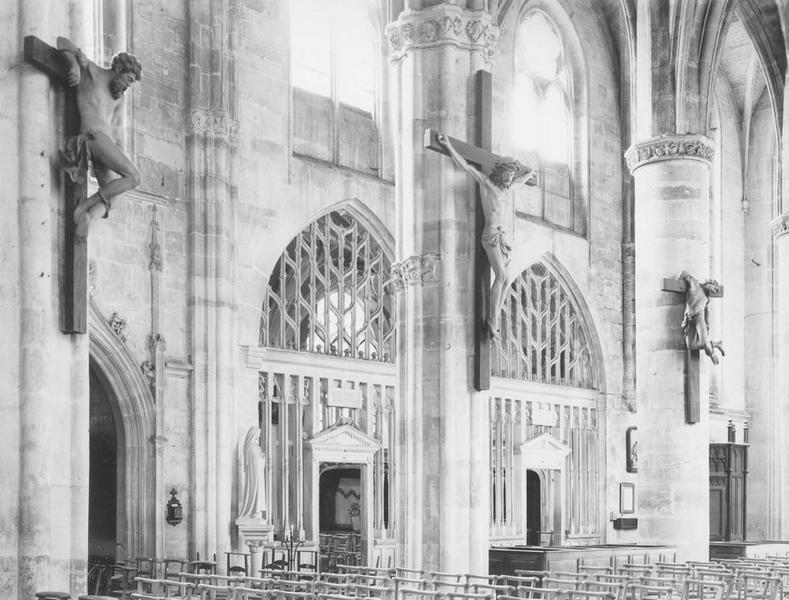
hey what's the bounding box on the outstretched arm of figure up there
[437,133,488,188]
[56,36,88,86]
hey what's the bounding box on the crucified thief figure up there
[679,271,725,365]
[57,36,142,241]
[438,134,536,338]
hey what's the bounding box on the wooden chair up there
[680,578,726,600]
[617,565,652,578]
[36,594,72,600]
[624,583,673,600]
[190,553,218,576]
[194,582,232,600]
[513,571,550,586]
[162,559,188,580]
[352,582,396,600]
[578,567,613,577]
[731,573,781,600]
[578,581,625,600]
[543,578,583,592]
[226,552,250,577]
[234,587,273,600]
[108,560,139,600]
[495,575,540,590]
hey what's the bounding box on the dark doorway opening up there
[89,364,118,562]
[318,464,362,568]
[526,469,541,546]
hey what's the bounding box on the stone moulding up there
[771,213,789,239]
[624,134,715,173]
[385,6,497,62]
[187,108,239,144]
[389,254,441,290]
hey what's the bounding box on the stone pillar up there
[625,136,715,560]
[186,0,239,563]
[386,3,496,573]
[770,213,789,536]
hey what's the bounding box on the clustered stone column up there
[386,3,496,573]
[186,0,239,562]
[771,212,789,531]
[625,135,715,560]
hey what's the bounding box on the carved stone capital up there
[771,213,789,240]
[624,134,715,173]
[389,254,441,290]
[386,6,497,63]
[187,108,239,144]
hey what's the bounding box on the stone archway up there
[88,300,156,557]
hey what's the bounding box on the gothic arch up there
[260,200,396,361]
[88,299,156,557]
[493,254,606,393]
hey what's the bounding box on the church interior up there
[3,0,789,598]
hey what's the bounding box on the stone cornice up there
[772,213,789,239]
[385,5,497,63]
[389,254,441,290]
[624,134,715,173]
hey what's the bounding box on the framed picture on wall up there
[620,482,635,514]
[626,426,638,473]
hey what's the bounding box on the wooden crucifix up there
[24,35,143,334]
[662,272,725,424]
[424,70,538,391]
[24,35,87,333]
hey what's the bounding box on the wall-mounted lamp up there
[166,488,183,526]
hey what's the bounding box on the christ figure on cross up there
[438,133,536,338]
[57,36,142,241]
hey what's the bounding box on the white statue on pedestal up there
[239,426,267,520]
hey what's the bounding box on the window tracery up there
[492,262,595,389]
[260,210,394,363]
[511,11,580,232]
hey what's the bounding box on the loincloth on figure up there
[60,130,115,218]
[481,225,512,265]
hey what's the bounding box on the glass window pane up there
[510,75,540,152]
[541,85,570,164]
[515,13,562,81]
[290,0,331,96]
[335,0,376,112]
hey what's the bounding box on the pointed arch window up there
[511,12,580,233]
[492,262,596,389]
[290,0,381,173]
[260,210,394,363]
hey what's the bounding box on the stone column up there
[386,3,496,573]
[625,136,715,560]
[186,0,239,563]
[770,213,789,536]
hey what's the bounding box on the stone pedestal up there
[236,518,274,577]
[625,135,715,560]
[386,3,497,573]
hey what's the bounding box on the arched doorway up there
[88,300,156,559]
[89,363,120,561]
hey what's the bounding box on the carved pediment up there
[307,421,380,464]
[519,432,570,470]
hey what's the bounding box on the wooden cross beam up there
[662,276,724,424]
[424,70,536,391]
[24,35,88,334]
